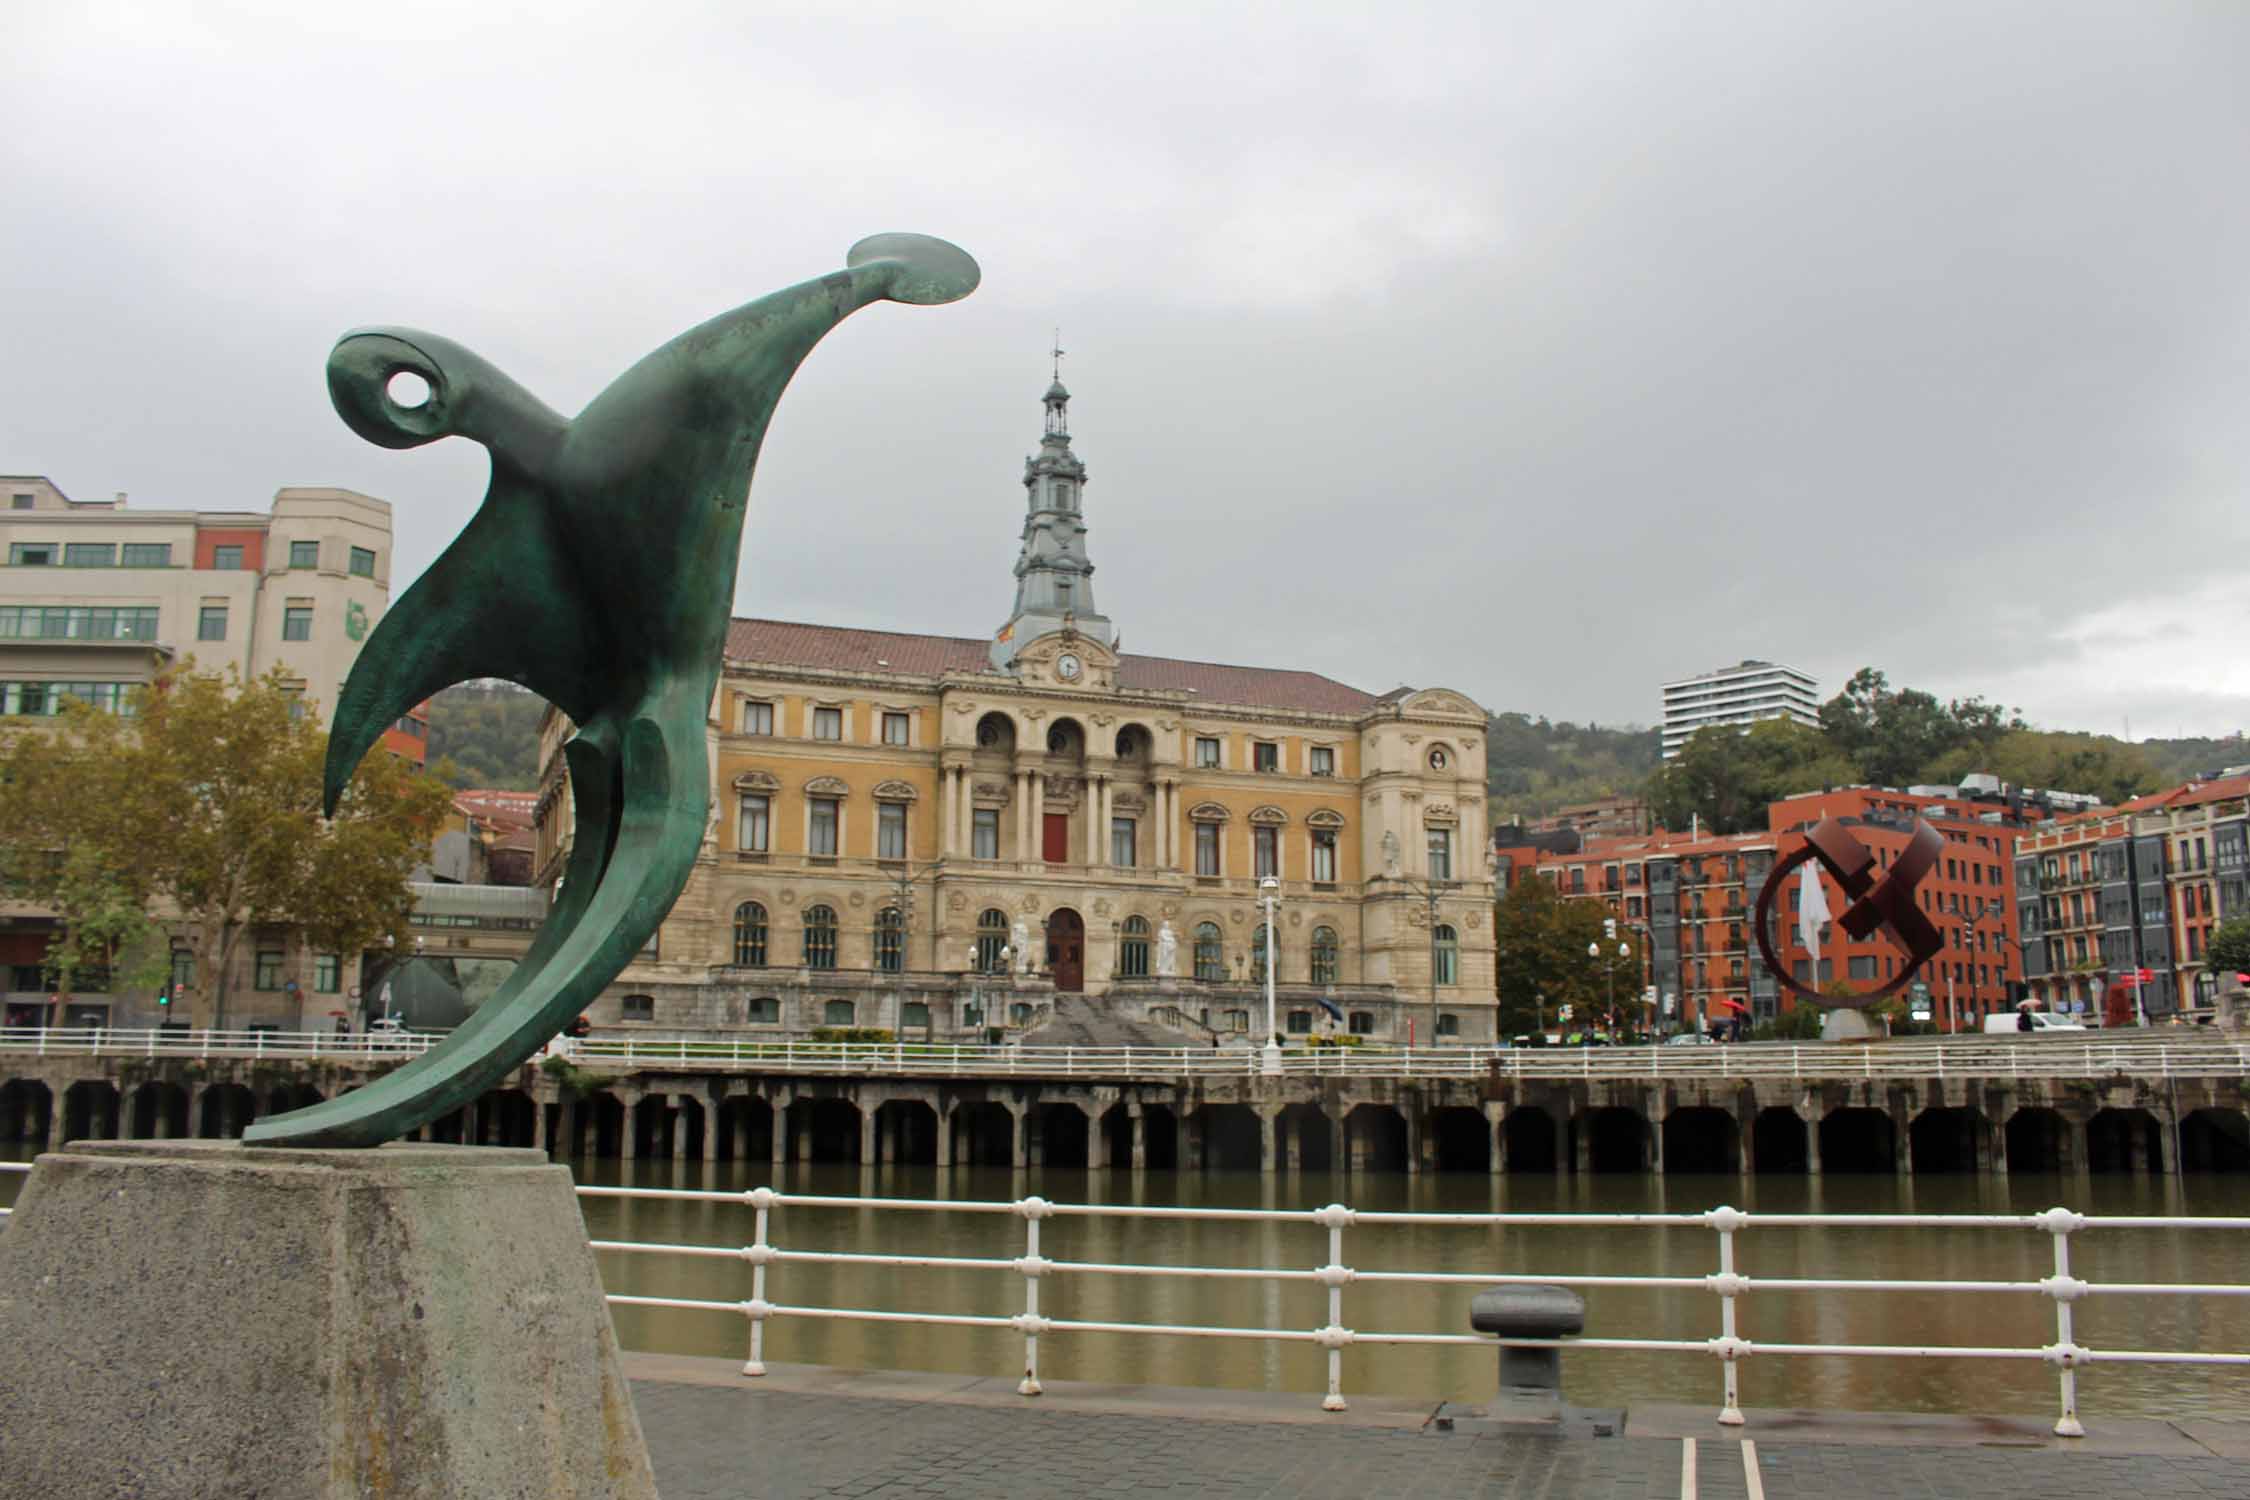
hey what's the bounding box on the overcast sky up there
[7,2,2247,737]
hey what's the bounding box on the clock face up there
[1057,653,1082,681]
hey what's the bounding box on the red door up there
[1047,909,1085,992]
[1043,812,1070,864]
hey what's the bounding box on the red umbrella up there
[1716,999,1750,1013]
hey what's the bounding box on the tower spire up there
[991,357,1115,671]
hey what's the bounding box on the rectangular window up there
[170,948,195,989]
[198,606,227,641]
[738,794,770,852]
[8,543,54,565]
[1254,825,1279,879]
[881,711,910,746]
[313,954,341,993]
[1195,822,1220,877]
[809,797,839,856]
[64,543,116,567]
[254,950,285,990]
[121,542,170,567]
[1310,746,1335,777]
[282,604,313,641]
[748,996,781,1024]
[878,801,908,860]
[1194,736,1220,768]
[0,605,158,641]
[621,994,654,1022]
[212,545,244,570]
[349,545,376,577]
[289,540,319,569]
[9,493,30,510]
[1111,817,1136,868]
[1312,829,1338,883]
[973,808,1000,859]
[1427,826,1453,881]
[813,706,843,740]
[1253,742,1279,773]
[741,700,774,735]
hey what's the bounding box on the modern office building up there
[1660,659,1820,758]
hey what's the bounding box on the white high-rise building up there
[1661,660,1820,758]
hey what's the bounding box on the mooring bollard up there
[1471,1284,1586,1419]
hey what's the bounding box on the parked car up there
[1982,1011,2086,1036]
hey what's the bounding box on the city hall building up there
[535,378,1497,1043]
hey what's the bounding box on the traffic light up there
[156,984,171,1010]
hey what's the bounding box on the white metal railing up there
[579,1186,2250,1434]
[0,1157,25,1224]
[1,1025,2245,1081]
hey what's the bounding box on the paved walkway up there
[623,1356,2250,1499]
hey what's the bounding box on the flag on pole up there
[1796,861,1829,970]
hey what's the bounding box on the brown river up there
[7,1149,2245,1421]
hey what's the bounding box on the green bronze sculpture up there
[245,234,980,1148]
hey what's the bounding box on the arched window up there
[1433,923,1458,985]
[1251,923,1272,984]
[823,999,854,1026]
[1194,922,1224,982]
[1311,926,1339,985]
[875,907,904,973]
[976,908,1011,973]
[1120,915,1151,978]
[803,905,838,970]
[733,901,768,967]
[1047,721,1081,756]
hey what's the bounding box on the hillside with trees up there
[427,681,546,790]
[1484,713,1661,822]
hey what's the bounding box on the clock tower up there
[990,365,1117,671]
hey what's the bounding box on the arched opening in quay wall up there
[1503,1106,1557,1173]
[1192,1104,1262,1172]
[484,1089,537,1149]
[1662,1107,1739,1175]
[1139,1105,1179,1170]
[0,1079,53,1142]
[877,1099,940,1166]
[1280,1103,1336,1172]
[1430,1107,1489,1173]
[715,1096,774,1163]
[1345,1104,1409,1173]
[1752,1108,1807,1173]
[61,1080,119,1144]
[2180,1108,2250,1172]
[1909,1107,1983,1174]
[128,1081,191,1139]
[2087,1108,2164,1173]
[573,1092,627,1158]
[2004,1108,2071,1173]
[1033,1102,1090,1170]
[197,1083,258,1140]
[1818,1108,1897,1174]
[952,1102,1015,1168]
[1580,1107,1650,1173]
[787,1098,862,1164]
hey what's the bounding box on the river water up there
[7,1147,2244,1421]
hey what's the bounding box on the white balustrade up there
[577,1184,2250,1434]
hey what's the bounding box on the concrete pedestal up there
[0,1140,656,1499]
[1821,1007,1882,1042]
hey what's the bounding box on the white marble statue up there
[1153,920,1179,979]
[1381,829,1401,877]
[1011,917,1035,975]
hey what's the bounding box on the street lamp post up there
[1259,875,1282,1075]
[1589,938,1632,1037]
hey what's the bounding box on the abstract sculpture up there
[1750,816,1943,1007]
[247,235,980,1147]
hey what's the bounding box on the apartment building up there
[1659,659,1819,758]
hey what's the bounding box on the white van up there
[1984,1011,2087,1036]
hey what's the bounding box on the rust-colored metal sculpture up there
[1752,816,1944,1006]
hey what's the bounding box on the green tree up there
[1646,718,1855,835]
[0,667,456,1028]
[2207,917,2250,980]
[1493,878,1641,1036]
[1818,667,2027,787]
[427,682,548,790]
[1922,728,2158,806]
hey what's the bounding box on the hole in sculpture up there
[387,370,433,408]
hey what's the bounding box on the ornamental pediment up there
[732,770,780,793]
[1187,800,1231,823]
[1248,805,1289,826]
[804,775,851,797]
[872,779,920,802]
[1306,808,1346,830]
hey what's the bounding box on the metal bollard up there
[1471,1284,1586,1418]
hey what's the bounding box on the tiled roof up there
[723,618,1383,715]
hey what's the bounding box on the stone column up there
[1026,1107,1045,1167]
[1259,1109,1278,1174]
[938,767,955,858]
[1573,1116,1591,1175]
[859,1108,878,1166]
[2062,1115,2087,1173]
[770,1093,789,1167]
[1347,1114,1369,1171]
[1329,1113,1345,1173]
[1156,782,1171,868]
[1010,1104,1028,1169]
[1092,1106,1112,1169]
[793,1108,812,1164]
[531,1098,549,1153]
[668,1102,685,1161]
[1029,775,1046,865]
[935,1105,954,1168]
[1128,1103,1146,1170]
[1982,1113,2003,1176]
[700,1103,719,1162]
[1283,1112,1302,1172]
[1183,1110,1205,1171]
[2153,1113,2177,1175]
[1015,771,1031,864]
[1736,1106,1754,1178]
[885,1105,903,1165]
[623,1093,644,1160]
[1893,1111,1912,1177]
[1100,778,1115,866]
[1486,1103,1506,1175]
[1407,1108,1425,1175]
[1648,1114,1664,1175]
[1804,1108,1823,1177]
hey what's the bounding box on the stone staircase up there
[1017,994,1192,1051]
